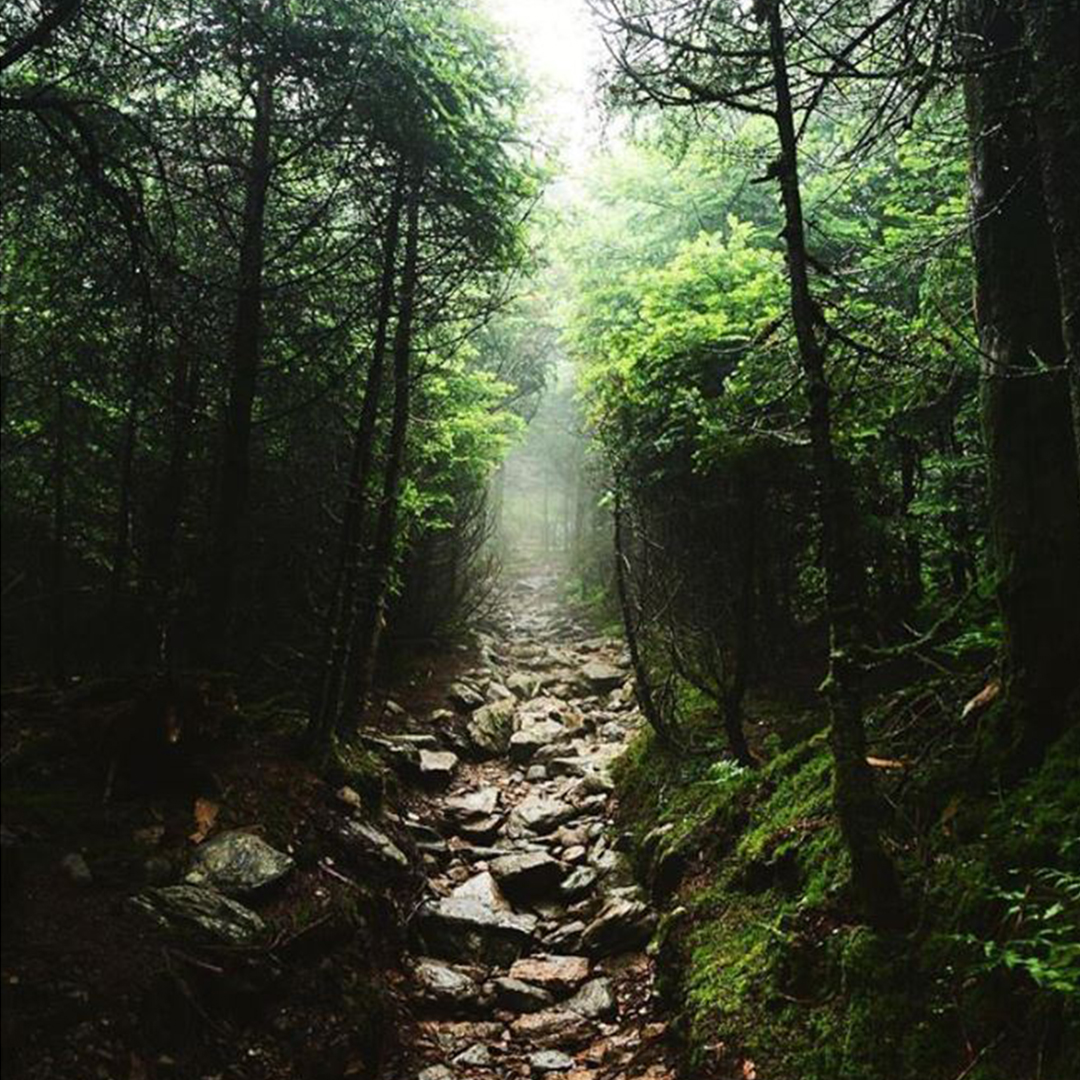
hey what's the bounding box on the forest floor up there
[0,565,684,1080]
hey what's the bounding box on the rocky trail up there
[385,567,676,1080]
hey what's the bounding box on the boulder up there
[466,699,516,756]
[184,832,293,896]
[489,851,565,903]
[129,885,265,946]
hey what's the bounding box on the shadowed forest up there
[1,2,1078,1079]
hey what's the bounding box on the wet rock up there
[529,1049,577,1072]
[419,749,459,787]
[335,818,410,873]
[184,832,293,896]
[466,699,517,756]
[508,954,590,994]
[509,794,576,836]
[565,978,617,1020]
[416,896,537,965]
[60,852,92,885]
[581,896,656,957]
[492,976,554,1013]
[129,884,265,945]
[490,851,565,903]
[509,720,566,764]
[579,661,625,694]
[448,682,486,712]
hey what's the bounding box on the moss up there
[613,708,1080,1080]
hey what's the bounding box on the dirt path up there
[387,567,677,1080]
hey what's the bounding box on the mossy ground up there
[614,697,1080,1080]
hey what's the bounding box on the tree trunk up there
[964,0,1080,760]
[50,362,68,684]
[207,65,274,660]
[345,172,422,732]
[764,0,902,926]
[1026,0,1080,483]
[309,167,406,748]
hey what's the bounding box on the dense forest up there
[2,2,1078,1080]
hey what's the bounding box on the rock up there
[526,764,548,781]
[419,749,459,787]
[544,920,586,954]
[451,870,512,912]
[492,976,555,1013]
[448,682,486,712]
[129,885,265,945]
[144,855,173,885]
[529,1049,577,1072]
[415,958,483,1011]
[508,954,590,994]
[565,978,617,1020]
[506,672,541,699]
[487,681,515,702]
[579,661,625,694]
[418,1067,454,1080]
[581,897,656,957]
[509,720,565,764]
[489,852,565,903]
[60,853,92,885]
[563,845,587,865]
[184,832,293,896]
[445,787,500,822]
[416,896,537,965]
[509,794,576,836]
[454,1043,493,1067]
[336,785,364,810]
[510,1009,593,1049]
[466,699,517,756]
[457,815,503,844]
[336,819,409,872]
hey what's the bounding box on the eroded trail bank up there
[386,567,676,1080]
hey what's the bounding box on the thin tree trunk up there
[309,166,406,748]
[208,64,275,660]
[345,172,422,733]
[50,362,68,684]
[724,466,757,767]
[964,0,1080,760]
[764,0,902,926]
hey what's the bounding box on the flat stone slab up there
[509,794,576,835]
[128,885,265,946]
[489,851,565,903]
[509,954,590,993]
[416,896,538,966]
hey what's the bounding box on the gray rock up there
[526,764,548,781]
[445,787,500,821]
[448,682,486,711]
[451,870,512,912]
[565,977,617,1020]
[414,958,482,1010]
[489,851,565,903]
[416,896,537,965]
[492,976,555,1013]
[466,699,517,756]
[581,896,657,956]
[506,672,541,699]
[336,819,409,872]
[419,749,459,787]
[508,720,565,764]
[418,1067,454,1080]
[509,794,576,836]
[456,814,503,844]
[129,885,265,945]
[184,832,293,896]
[544,919,586,954]
[580,660,625,693]
[487,681,515,702]
[528,1049,576,1072]
[453,1043,492,1067]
